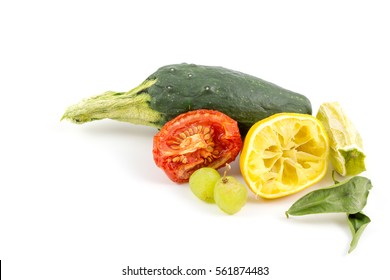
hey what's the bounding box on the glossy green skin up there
[146,63,312,134]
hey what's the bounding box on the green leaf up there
[285,176,372,217]
[347,212,371,253]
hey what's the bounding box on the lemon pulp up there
[240,113,329,199]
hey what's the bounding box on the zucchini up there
[62,63,312,134]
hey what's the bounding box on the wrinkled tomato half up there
[153,109,242,183]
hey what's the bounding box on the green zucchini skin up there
[147,64,311,133]
[62,63,311,135]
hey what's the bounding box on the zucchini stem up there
[61,79,161,127]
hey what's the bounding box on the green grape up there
[189,167,221,203]
[214,176,248,215]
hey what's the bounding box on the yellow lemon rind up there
[240,113,329,199]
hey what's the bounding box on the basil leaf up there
[286,176,372,217]
[347,212,371,253]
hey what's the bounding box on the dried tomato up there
[153,109,242,183]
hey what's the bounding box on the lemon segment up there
[240,113,329,199]
[316,102,366,176]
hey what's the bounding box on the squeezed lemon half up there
[316,102,366,176]
[240,113,329,199]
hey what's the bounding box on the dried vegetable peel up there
[316,102,366,176]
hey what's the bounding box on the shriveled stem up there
[222,163,231,183]
[61,79,161,127]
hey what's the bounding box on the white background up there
[1,0,389,279]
